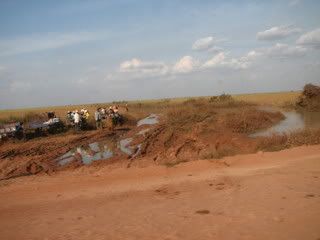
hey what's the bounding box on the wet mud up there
[1,108,318,180]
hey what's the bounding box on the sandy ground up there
[0,145,320,240]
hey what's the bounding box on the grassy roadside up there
[257,129,320,152]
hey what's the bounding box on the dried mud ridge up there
[0,107,285,180]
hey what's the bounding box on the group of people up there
[66,106,124,131]
[66,108,90,130]
[94,105,123,129]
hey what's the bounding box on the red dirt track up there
[0,145,319,240]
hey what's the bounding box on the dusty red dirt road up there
[0,145,320,240]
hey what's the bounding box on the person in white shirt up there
[74,110,80,131]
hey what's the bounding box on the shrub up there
[209,93,233,102]
[208,93,249,108]
[296,84,320,111]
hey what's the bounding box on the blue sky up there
[0,0,320,109]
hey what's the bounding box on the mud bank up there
[0,107,298,180]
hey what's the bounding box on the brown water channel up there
[250,107,320,137]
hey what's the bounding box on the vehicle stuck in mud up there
[0,122,24,140]
[0,112,64,141]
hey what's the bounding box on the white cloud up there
[119,58,169,77]
[202,52,226,68]
[244,50,263,61]
[265,43,307,57]
[117,52,252,81]
[192,36,224,52]
[113,42,307,82]
[243,43,307,61]
[0,32,104,56]
[296,28,320,49]
[227,58,251,70]
[202,52,250,70]
[257,26,301,41]
[207,46,224,53]
[90,41,308,84]
[173,56,200,73]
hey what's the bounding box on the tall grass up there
[165,95,283,133]
[226,109,284,133]
[166,101,216,129]
[0,112,46,125]
[256,129,320,152]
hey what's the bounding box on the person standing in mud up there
[66,111,73,127]
[100,108,106,119]
[74,110,80,131]
[95,108,102,129]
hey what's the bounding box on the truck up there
[0,112,65,141]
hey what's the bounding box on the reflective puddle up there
[57,137,142,166]
[250,107,320,137]
[57,114,159,166]
[137,114,159,126]
[56,141,114,166]
[119,138,133,155]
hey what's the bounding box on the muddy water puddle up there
[56,138,136,166]
[119,138,142,157]
[137,114,159,126]
[56,141,115,166]
[56,114,159,166]
[119,138,134,155]
[250,107,320,137]
[57,137,143,166]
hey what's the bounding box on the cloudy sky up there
[0,0,320,109]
